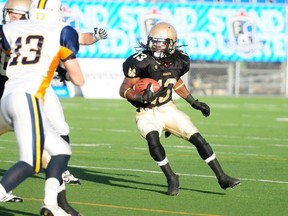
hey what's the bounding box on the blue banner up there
[0,1,286,62]
[61,1,287,62]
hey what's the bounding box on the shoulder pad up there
[123,52,150,78]
[176,50,190,64]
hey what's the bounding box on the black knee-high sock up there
[58,185,79,215]
[160,164,177,179]
[208,158,226,179]
[146,131,176,179]
[60,135,70,172]
[46,155,70,183]
[189,133,225,178]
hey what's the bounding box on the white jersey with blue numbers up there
[2,19,79,100]
[0,19,79,172]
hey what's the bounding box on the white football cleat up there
[0,191,23,202]
[62,170,80,185]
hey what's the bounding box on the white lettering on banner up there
[207,8,236,33]
[184,32,217,55]
[216,34,234,56]
[250,10,285,32]
[260,34,286,57]
[62,2,286,62]
[173,7,198,32]
[273,37,286,57]
[79,29,132,56]
[69,4,109,28]
[119,6,139,31]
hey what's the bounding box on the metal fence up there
[187,62,288,96]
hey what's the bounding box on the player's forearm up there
[78,32,97,45]
[120,85,141,101]
[63,59,85,86]
[173,80,198,106]
[173,79,191,99]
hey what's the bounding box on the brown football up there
[133,78,161,95]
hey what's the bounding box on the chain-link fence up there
[187,62,288,96]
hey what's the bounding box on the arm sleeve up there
[59,25,79,62]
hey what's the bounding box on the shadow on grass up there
[65,167,226,196]
[0,206,38,216]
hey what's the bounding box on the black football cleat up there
[218,174,240,190]
[167,175,179,196]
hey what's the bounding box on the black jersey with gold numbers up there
[123,49,190,108]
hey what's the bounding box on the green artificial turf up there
[0,96,287,216]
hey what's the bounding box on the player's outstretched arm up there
[78,27,108,45]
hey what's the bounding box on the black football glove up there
[136,83,168,104]
[191,99,210,117]
[56,66,69,82]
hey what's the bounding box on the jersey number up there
[151,78,176,105]
[9,35,44,66]
[133,52,147,62]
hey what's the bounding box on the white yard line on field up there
[0,160,287,185]
[68,164,288,185]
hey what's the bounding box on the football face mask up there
[148,38,170,59]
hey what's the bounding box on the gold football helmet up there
[2,0,31,23]
[147,22,177,59]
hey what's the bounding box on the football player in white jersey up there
[0,0,31,203]
[0,0,85,215]
[0,0,108,188]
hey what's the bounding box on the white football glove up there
[93,27,108,40]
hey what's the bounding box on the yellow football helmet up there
[2,0,31,23]
[29,0,63,22]
[147,22,177,59]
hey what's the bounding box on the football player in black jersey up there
[119,22,240,196]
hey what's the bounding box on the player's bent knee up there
[189,132,214,160]
[146,131,160,148]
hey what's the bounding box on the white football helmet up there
[147,22,177,59]
[2,0,31,24]
[29,0,63,22]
